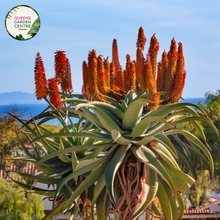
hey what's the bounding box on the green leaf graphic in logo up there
[6,6,20,20]
[16,34,25,40]
[27,17,40,37]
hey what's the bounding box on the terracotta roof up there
[184,208,210,215]
[184,198,220,215]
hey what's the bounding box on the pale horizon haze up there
[1,0,220,99]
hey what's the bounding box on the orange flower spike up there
[165,38,178,92]
[150,92,160,110]
[110,62,115,90]
[97,55,108,94]
[170,43,185,103]
[159,51,168,91]
[170,71,186,103]
[104,58,110,87]
[168,38,178,61]
[126,54,131,72]
[82,61,90,100]
[88,50,98,98]
[145,56,156,94]
[115,67,125,91]
[145,56,159,110]
[55,51,67,85]
[124,54,131,92]
[66,59,73,92]
[176,42,185,79]
[97,56,105,79]
[34,52,48,100]
[48,78,63,108]
[112,39,120,71]
[136,27,146,50]
[128,61,137,91]
[136,47,145,92]
[156,61,162,91]
[148,34,159,85]
[87,50,106,102]
[88,50,94,69]
[61,58,73,93]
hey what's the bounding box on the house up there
[183,198,220,220]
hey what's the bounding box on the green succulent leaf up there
[131,166,158,220]
[156,178,173,220]
[62,157,111,212]
[131,145,176,196]
[105,144,130,203]
[33,142,113,173]
[165,129,214,176]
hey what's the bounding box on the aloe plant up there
[9,27,218,220]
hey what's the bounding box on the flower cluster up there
[34,52,47,100]
[34,51,73,108]
[82,27,186,110]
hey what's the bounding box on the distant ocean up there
[0,98,206,125]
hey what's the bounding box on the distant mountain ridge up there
[0,91,206,105]
[0,91,81,105]
[0,92,44,105]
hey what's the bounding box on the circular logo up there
[5,5,40,41]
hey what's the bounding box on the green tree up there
[182,170,219,209]
[0,177,44,220]
[0,114,26,176]
[0,104,62,177]
[199,90,220,177]
[179,90,220,210]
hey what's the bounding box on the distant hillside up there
[0,92,44,105]
[0,91,206,105]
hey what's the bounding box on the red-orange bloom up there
[148,34,159,85]
[126,54,131,72]
[128,61,137,91]
[149,92,160,110]
[97,55,108,94]
[66,59,73,92]
[115,67,125,91]
[136,27,146,50]
[136,47,145,92]
[159,51,168,91]
[145,56,159,110]
[34,52,48,100]
[88,50,98,97]
[55,50,67,85]
[104,58,110,87]
[82,61,90,100]
[110,62,115,90]
[124,54,131,92]
[87,50,106,102]
[145,56,156,94]
[170,43,186,103]
[48,78,63,108]
[168,38,178,61]
[165,38,178,92]
[61,59,73,93]
[112,39,120,71]
[156,61,162,91]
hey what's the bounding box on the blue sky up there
[1,0,220,98]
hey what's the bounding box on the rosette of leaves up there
[10,89,218,220]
